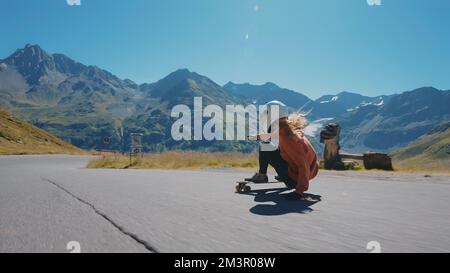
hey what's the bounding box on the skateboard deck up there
[235,181,283,193]
[235,182,321,202]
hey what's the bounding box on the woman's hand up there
[257,133,272,141]
[246,134,272,141]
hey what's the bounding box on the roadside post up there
[129,133,143,165]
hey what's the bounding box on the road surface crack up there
[41,177,158,253]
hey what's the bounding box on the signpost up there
[103,137,111,145]
[129,133,143,164]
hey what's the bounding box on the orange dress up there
[279,128,319,194]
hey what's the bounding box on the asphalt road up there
[1,155,450,253]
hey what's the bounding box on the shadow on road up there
[243,188,322,216]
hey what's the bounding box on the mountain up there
[307,91,391,120]
[336,87,450,153]
[0,44,252,152]
[143,69,242,107]
[223,81,312,110]
[129,69,254,152]
[0,44,139,107]
[0,44,146,150]
[297,88,449,154]
[1,44,449,155]
[0,107,83,155]
[391,122,450,172]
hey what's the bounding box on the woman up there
[246,101,319,199]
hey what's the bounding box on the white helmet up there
[264,100,289,119]
[260,100,289,132]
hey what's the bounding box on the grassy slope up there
[0,107,85,155]
[87,152,258,169]
[391,127,450,173]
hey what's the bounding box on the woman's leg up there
[247,146,296,188]
[264,150,297,189]
[258,149,278,174]
[262,148,285,175]
[245,145,279,183]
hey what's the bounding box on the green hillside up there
[391,124,450,173]
[0,107,84,155]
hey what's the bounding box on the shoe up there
[244,172,269,183]
[284,191,304,201]
[274,175,287,182]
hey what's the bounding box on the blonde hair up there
[279,113,308,137]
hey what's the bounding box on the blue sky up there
[0,0,449,99]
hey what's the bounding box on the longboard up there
[235,181,283,193]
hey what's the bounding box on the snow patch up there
[361,99,384,107]
[374,100,384,106]
[348,99,384,112]
[304,118,334,137]
[319,96,339,104]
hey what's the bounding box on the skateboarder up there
[245,101,319,199]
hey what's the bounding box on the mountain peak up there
[161,68,211,85]
[5,44,50,65]
[0,44,132,89]
[263,82,280,88]
[223,81,312,109]
[21,44,48,57]
[24,43,41,49]
[174,68,191,73]
[337,91,360,96]
[3,44,55,85]
[168,68,192,78]
[141,69,237,106]
[225,81,282,89]
[410,86,440,94]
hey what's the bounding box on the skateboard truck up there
[235,181,283,194]
[235,182,252,193]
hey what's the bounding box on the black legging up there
[258,147,296,189]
